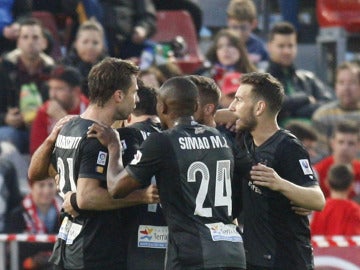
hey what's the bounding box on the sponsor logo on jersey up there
[299,159,313,175]
[130,150,142,165]
[96,166,104,173]
[96,151,107,165]
[138,225,168,249]
[206,222,242,242]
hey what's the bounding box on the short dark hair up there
[88,57,139,106]
[133,79,157,116]
[159,76,199,117]
[186,75,221,108]
[285,121,318,141]
[50,65,82,87]
[240,72,284,113]
[333,120,360,139]
[328,164,354,191]
[19,17,44,35]
[268,21,297,41]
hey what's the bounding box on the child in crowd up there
[227,0,268,67]
[311,164,360,235]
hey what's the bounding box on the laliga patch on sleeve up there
[299,159,312,175]
[97,151,107,165]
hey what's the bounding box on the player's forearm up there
[28,137,55,181]
[77,186,145,210]
[279,181,325,211]
[107,142,125,193]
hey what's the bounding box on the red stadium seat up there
[317,0,360,32]
[152,10,204,74]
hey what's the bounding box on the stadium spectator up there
[312,61,360,157]
[6,177,61,270]
[311,164,360,235]
[62,19,107,97]
[100,0,157,59]
[0,0,32,55]
[266,22,334,126]
[0,17,54,153]
[314,121,360,199]
[29,65,89,155]
[227,0,269,66]
[199,28,256,107]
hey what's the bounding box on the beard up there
[236,111,257,133]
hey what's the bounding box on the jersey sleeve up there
[276,138,318,187]
[78,137,109,183]
[118,127,144,167]
[126,132,163,186]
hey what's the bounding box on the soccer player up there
[28,58,158,270]
[118,80,166,270]
[229,72,325,270]
[88,77,246,270]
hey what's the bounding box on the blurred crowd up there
[1,0,360,269]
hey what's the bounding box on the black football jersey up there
[118,118,166,270]
[236,129,317,270]
[49,117,126,269]
[126,119,246,269]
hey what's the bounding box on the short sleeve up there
[78,137,109,183]
[126,132,164,186]
[276,138,318,187]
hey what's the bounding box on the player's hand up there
[142,184,160,204]
[250,163,284,191]
[54,174,60,193]
[47,115,76,144]
[63,191,79,218]
[291,202,312,216]
[87,122,120,148]
[47,100,67,120]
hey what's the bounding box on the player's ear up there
[157,100,167,114]
[255,100,266,116]
[204,104,215,116]
[114,89,123,102]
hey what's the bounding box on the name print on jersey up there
[179,135,229,150]
[55,135,82,149]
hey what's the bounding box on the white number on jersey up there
[57,157,76,198]
[187,160,232,217]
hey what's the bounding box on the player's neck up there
[251,118,279,146]
[80,104,115,127]
[171,116,194,128]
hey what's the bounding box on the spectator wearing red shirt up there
[314,121,360,199]
[311,164,360,235]
[29,65,89,154]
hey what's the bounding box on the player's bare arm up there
[250,163,325,211]
[28,115,75,181]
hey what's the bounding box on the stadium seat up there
[317,0,360,32]
[152,10,204,74]
[31,11,63,61]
